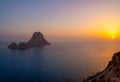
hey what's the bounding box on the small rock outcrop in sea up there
[8,32,51,49]
[83,52,120,82]
[8,42,18,49]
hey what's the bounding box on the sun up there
[108,26,117,39]
[109,29,116,39]
[111,36,115,39]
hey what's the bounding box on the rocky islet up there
[8,32,51,49]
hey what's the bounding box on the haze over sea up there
[0,0,120,82]
[0,41,120,82]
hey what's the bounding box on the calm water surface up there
[0,42,120,82]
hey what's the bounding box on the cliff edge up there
[83,52,120,82]
[8,32,51,49]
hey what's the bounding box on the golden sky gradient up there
[0,0,120,41]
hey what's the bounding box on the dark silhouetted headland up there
[8,32,51,49]
[83,52,120,82]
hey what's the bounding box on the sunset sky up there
[0,0,120,42]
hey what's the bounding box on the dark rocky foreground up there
[83,52,120,82]
[8,32,50,49]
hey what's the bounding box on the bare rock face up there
[27,32,50,47]
[8,32,50,49]
[8,42,18,49]
[83,52,120,82]
[18,42,27,49]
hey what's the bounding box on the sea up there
[0,41,120,82]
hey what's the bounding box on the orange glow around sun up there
[109,28,116,39]
[86,20,120,40]
[88,15,120,40]
[106,23,119,39]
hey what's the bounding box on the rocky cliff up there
[83,52,120,82]
[8,32,50,49]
